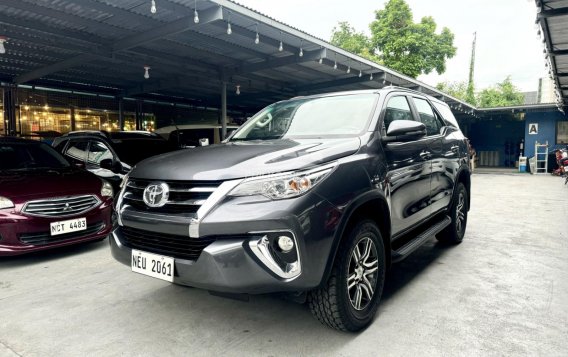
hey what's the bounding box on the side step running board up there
[391,215,451,263]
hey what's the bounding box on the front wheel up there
[437,182,468,244]
[308,220,386,331]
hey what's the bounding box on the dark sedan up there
[0,137,113,256]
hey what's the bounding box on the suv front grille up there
[22,195,101,217]
[122,179,222,215]
[19,222,105,245]
[120,226,217,261]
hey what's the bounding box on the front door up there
[381,94,434,236]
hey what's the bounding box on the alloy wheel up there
[456,191,466,235]
[347,236,378,311]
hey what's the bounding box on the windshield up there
[112,139,176,165]
[230,94,378,141]
[0,142,70,170]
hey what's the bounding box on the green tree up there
[370,0,456,78]
[330,0,456,78]
[477,76,524,108]
[436,81,476,106]
[331,22,380,63]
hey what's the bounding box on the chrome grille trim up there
[22,195,101,218]
[121,179,223,215]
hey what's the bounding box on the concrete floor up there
[1,174,567,356]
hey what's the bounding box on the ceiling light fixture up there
[254,23,260,44]
[194,0,199,24]
[236,85,241,95]
[227,12,232,35]
[299,40,303,57]
[279,31,283,52]
[144,65,150,79]
[151,0,157,13]
[370,73,373,80]
[358,70,362,78]
[0,37,6,54]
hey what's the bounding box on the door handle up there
[420,151,432,160]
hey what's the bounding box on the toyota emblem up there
[143,182,170,208]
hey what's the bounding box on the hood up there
[0,168,103,203]
[130,137,361,181]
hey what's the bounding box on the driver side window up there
[383,96,413,132]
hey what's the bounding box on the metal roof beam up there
[551,49,568,56]
[13,7,223,84]
[111,7,223,51]
[295,72,385,93]
[232,48,326,75]
[558,73,568,77]
[14,53,112,84]
[538,7,568,19]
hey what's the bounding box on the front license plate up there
[50,217,87,236]
[131,249,174,282]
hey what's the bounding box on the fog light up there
[277,235,294,252]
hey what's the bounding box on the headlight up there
[101,180,114,197]
[229,164,335,200]
[0,196,14,210]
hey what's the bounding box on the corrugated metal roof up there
[0,0,477,117]
[537,0,568,111]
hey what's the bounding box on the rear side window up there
[413,97,445,136]
[65,141,89,162]
[384,96,414,131]
[432,102,460,128]
[87,140,114,165]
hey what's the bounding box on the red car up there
[0,137,113,256]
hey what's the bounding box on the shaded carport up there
[0,0,476,137]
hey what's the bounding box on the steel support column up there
[135,100,143,130]
[221,81,227,140]
[2,87,17,137]
[70,106,76,131]
[118,98,124,131]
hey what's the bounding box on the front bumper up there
[111,193,342,294]
[0,200,113,256]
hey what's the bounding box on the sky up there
[235,0,547,92]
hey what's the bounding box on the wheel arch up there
[319,192,391,288]
[455,166,471,210]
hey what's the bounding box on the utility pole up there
[466,32,477,105]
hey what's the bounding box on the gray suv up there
[110,88,471,331]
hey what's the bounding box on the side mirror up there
[100,158,122,173]
[383,120,426,142]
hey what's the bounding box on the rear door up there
[381,93,434,236]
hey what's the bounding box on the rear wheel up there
[308,220,386,331]
[437,182,468,244]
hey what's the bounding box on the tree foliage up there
[330,22,380,63]
[436,81,476,105]
[330,0,456,78]
[477,76,524,108]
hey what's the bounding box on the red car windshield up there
[0,142,70,170]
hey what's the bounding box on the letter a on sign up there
[528,123,538,135]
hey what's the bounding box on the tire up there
[308,220,386,332]
[437,182,468,244]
